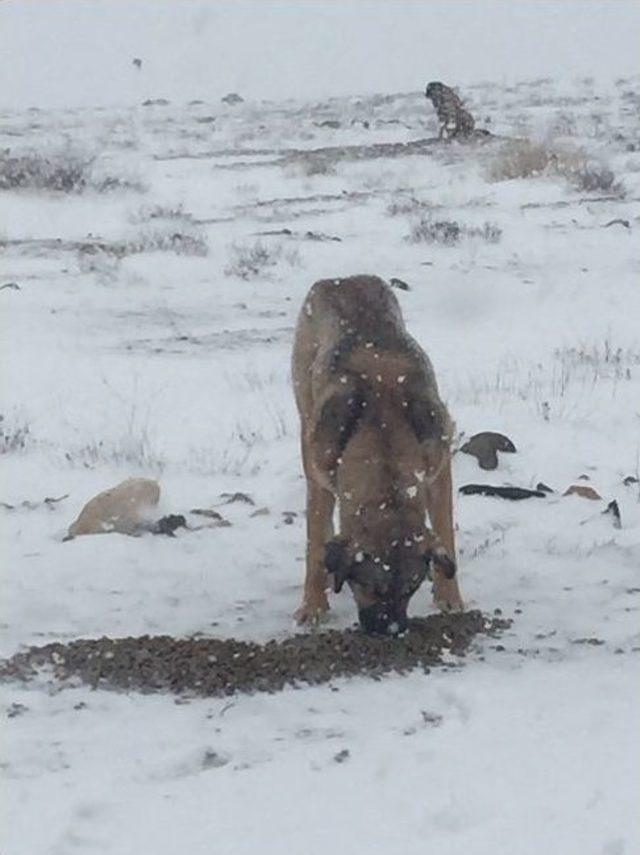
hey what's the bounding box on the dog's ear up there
[405,392,451,447]
[324,539,352,593]
[313,387,365,475]
[405,396,442,443]
[424,548,456,580]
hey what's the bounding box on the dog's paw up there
[432,575,464,614]
[434,595,465,614]
[294,598,330,626]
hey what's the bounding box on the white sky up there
[1,0,639,109]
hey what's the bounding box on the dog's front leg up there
[295,474,334,625]
[425,451,464,613]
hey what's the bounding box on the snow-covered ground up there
[2,77,640,854]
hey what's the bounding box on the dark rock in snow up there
[219,492,254,506]
[222,93,244,105]
[603,218,630,229]
[460,432,516,470]
[389,277,410,291]
[190,508,224,520]
[602,500,621,529]
[151,514,187,537]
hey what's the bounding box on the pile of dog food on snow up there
[0,610,510,697]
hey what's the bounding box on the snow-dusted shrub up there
[548,111,578,137]
[488,138,551,180]
[386,195,432,217]
[408,218,502,246]
[122,227,208,257]
[409,219,461,246]
[562,158,620,193]
[554,341,640,379]
[0,148,145,194]
[0,149,93,192]
[489,138,623,195]
[290,153,336,176]
[121,205,207,255]
[66,435,164,473]
[76,247,121,282]
[224,241,301,280]
[129,203,192,224]
[0,414,30,454]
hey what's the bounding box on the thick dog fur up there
[292,275,463,632]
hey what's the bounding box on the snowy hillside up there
[1,75,639,854]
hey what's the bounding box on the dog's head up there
[324,534,455,635]
[425,81,444,103]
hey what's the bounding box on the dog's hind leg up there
[295,443,334,624]
[424,449,464,613]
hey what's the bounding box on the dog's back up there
[293,275,443,431]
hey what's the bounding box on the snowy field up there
[2,75,640,854]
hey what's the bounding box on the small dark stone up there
[221,93,243,105]
[535,482,554,493]
[389,277,410,291]
[333,749,350,763]
[220,492,254,506]
[190,508,224,520]
[603,218,630,229]
[304,231,341,242]
[602,500,622,529]
[623,475,638,486]
[202,750,229,769]
[151,514,187,537]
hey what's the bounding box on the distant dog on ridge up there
[425,81,475,139]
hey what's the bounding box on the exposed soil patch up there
[1,611,510,698]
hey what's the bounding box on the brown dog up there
[292,275,463,634]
